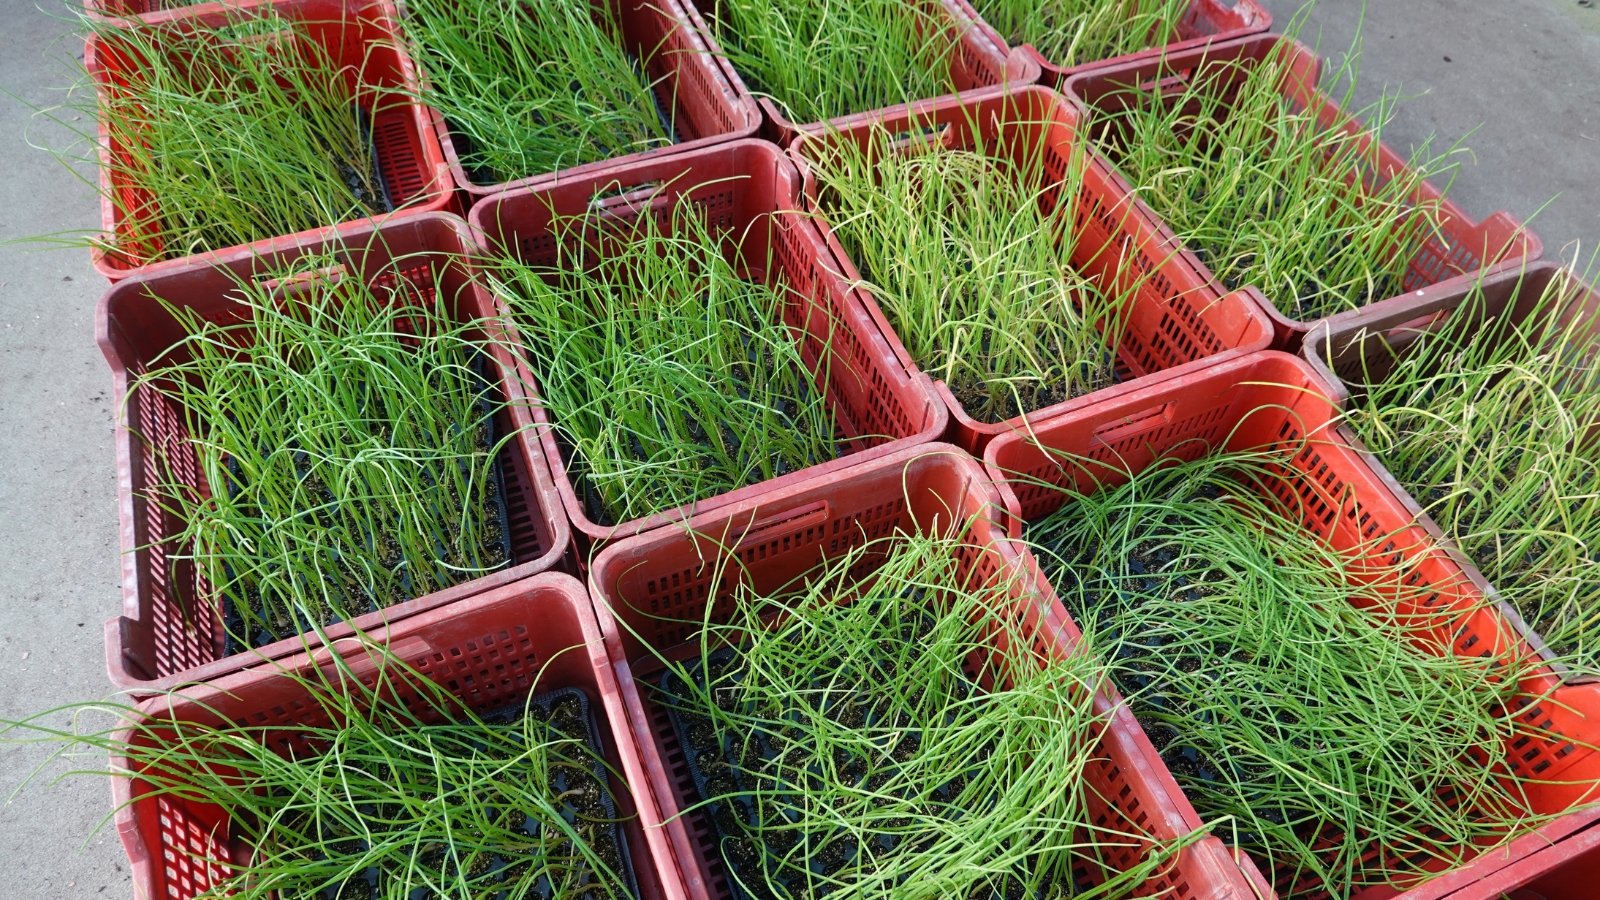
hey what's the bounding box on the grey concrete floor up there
[0,0,1596,897]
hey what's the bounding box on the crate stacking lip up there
[670,0,1036,147]
[1302,260,1600,687]
[950,0,1271,90]
[110,573,681,900]
[982,350,1600,900]
[585,442,1264,900]
[787,84,1275,456]
[467,138,947,557]
[1444,807,1600,900]
[1060,33,1542,352]
[84,0,454,281]
[387,0,761,201]
[97,212,569,697]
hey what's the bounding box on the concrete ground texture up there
[0,0,1596,896]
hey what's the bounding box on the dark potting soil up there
[219,353,514,654]
[658,637,1045,900]
[280,687,638,900]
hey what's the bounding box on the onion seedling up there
[806,124,1127,423]
[656,531,1194,900]
[3,652,635,900]
[397,0,672,184]
[970,0,1189,70]
[698,0,963,126]
[484,202,838,527]
[1026,449,1553,899]
[1088,31,1459,321]
[82,12,394,266]
[138,255,512,650]
[1339,273,1600,670]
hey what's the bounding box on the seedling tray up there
[983,351,1599,900]
[672,0,1035,147]
[1060,34,1541,351]
[587,443,1262,900]
[392,0,761,201]
[955,0,1270,89]
[788,86,1274,455]
[111,573,673,900]
[98,213,570,697]
[85,0,454,281]
[468,138,946,555]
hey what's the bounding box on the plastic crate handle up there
[259,263,349,303]
[1384,308,1451,352]
[1091,402,1175,447]
[1137,70,1193,96]
[311,635,433,682]
[591,181,672,225]
[730,500,831,552]
[886,123,955,156]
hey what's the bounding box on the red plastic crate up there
[983,351,1599,900]
[788,85,1274,456]
[98,213,569,696]
[468,138,947,555]
[672,0,1036,147]
[1061,34,1541,351]
[586,442,1263,900]
[952,0,1270,88]
[85,0,454,281]
[391,0,761,201]
[111,573,687,900]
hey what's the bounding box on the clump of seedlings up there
[484,201,837,527]
[1338,273,1600,670]
[4,653,635,900]
[806,125,1125,423]
[1092,34,1459,320]
[655,532,1194,900]
[139,255,511,649]
[78,12,394,266]
[1026,450,1550,898]
[970,0,1190,70]
[700,0,963,125]
[398,0,672,184]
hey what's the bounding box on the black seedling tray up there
[219,352,515,653]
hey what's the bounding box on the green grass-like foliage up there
[1340,271,1600,670]
[6,655,633,900]
[1094,40,1455,321]
[1027,450,1542,899]
[141,256,510,648]
[658,531,1191,900]
[808,125,1121,423]
[970,0,1189,69]
[400,0,672,184]
[705,0,963,125]
[89,13,389,266]
[487,200,837,527]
